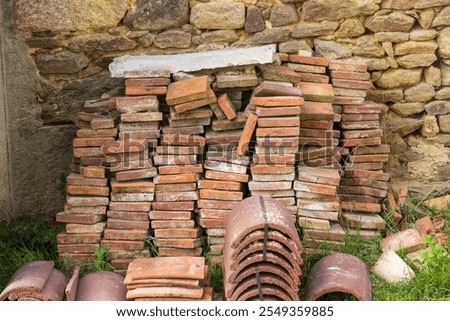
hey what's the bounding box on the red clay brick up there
[348,154,389,163]
[155,183,197,193]
[199,189,243,201]
[204,170,249,183]
[66,173,108,187]
[156,146,200,155]
[66,185,109,197]
[248,181,292,191]
[64,204,106,215]
[126,86,167,96]
[289,54,329,66]
[161,126,204,136]
[173,88,217,113]
[217,93,238,120]
[109,159,154,173]
[287,63,326,74]
[297,166,341,186]
[104,229,148,241]
[197,199,238,210]
[256,136,299,147]
[204,160,248,175]
[415,217,436,237]
[294,181,337,196]
[338,186,387,198]
[341,201,381,213]
[330,70,370,81]
[111,180,154,194]
[255,106,301,117]
[149,210,193,220]
[101,240,145,251]
[154,173,199,184]
[341,177,390,191]
[118,132,160,142]
[77,128,117,138]
[198,208,230,219]
[340,194,381,204]
[168,117,211,128]
[116,168,157,181]
[153,154,197,166]
[151,220,195,229]
[151,201,195,211]
[346,163,384,171]
[107,219,150,230]
[166,76,210,105]
[211,115,247,132]
[199,218,226,228]
[109,202,151,212]
[57,232,101,244]
[107,210,149,221]
[170,107,213,120]
[116,96,159,113]
[66,222,106,234]
[251,96,304,107]
[82,166,105,178]
[332,79,372,90]
[158,164,203,175]
[154,228,201,239]
[73,147,103,158]
[251,172,296,182]
[101,139,147,155]
[352,145,390,155]
[296,72,330,84]
[198,179,242,191]
[258,116,299,128]
[301,120,332,130]
[341,113,379,122]
[58,244,99,253]
[298,82,334,103]
[252,81,302,97]
[121,112,163,123]
[161,134,206,147]
[343,102,382,114]
[251,164,295,175]
[341,129,383,139]
[253,154,296,165]
[301,101,334,121]
[155,237,204,249]
[206,151,251,166]
[334,96,365,105]
[329,60,367,72]
[126,78,170,87]
[73,137,114,148]
[260,65,302,83]
[342,137,382,147]
[340,121,380,130]
[157,247,203,257]
[256,127,299,137]
[56,212,106,224]
[110,193,154,202]
[155,191,198,202]
[90,119,114,131]
[66,196,109,207]
[335,87,367,97]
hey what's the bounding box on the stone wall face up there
[4,0,450,218]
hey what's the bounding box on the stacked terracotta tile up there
[286,54,340,169]
[102,72,163,272]
[295,166,343,252]
[57,102,115,264]
[151,75,211,257]
[247,66,303,219]
[197,150,249,257]
[331,60,389,237]
[223,196,303,301]
[124,257,212,301]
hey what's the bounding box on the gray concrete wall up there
[0,3,76,220]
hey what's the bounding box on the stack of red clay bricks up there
[288,55,340,169]
[124,257,212,301]
[331,61,389,238]
[295,166,342,252]
[57,99,115,265]
[247,66,304,220]
[151,75,212,257]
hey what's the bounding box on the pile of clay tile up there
[124,257,212,301]
[0,261,67,301]
[330,61,390,238]
[56,99,114,264]
[247,66,303,221]
[222,196,303,301]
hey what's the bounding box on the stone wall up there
[3,0,450,218]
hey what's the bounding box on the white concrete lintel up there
[109,45,277,78]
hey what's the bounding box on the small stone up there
[250,28,291,45]
[397,53,438,68]
[442,63,450,86]
[410,29,438,41]
[436,87,450,100]
[190,2,245,30]
[424,66,441,87]
[366,88,403,103]
[279,40,312,54]
[418,8,435,29]
[432,6,450,27]
[374,32,409,43]
[192,30,239,45]
[352,57,390,71]
[380,229,425,253]
[390,103,425,117]
[154,30,191,49]
[404,83,436,102]
[35,51,89,74]
[352,35,385,57]
[425,100,450,115]
[394,41,438,56]
[421,115,440,138]
[385,111,424,137]
[382,0,415,9]
[138,33,156,48]
[124,0,189,31]
[69,34,137,52]
[365,12,416,32]
[302,0,380,22]
[438,27,450,58]
[292,22,339,38]
[438,114,450,133]
[372,251,415,283]
[270,3,299,27]
[245,6,265,33]
[313,39,352,59]
[334,18,365,38]
[375,68,422,89]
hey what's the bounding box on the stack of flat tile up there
[150,76,213,257]
[223,196,303,301]
[295,166,343,252]
[124,257,212,301]
[102,79,162,272]
[286,55,340,169]
[124,70,170,97]
[331,60,389,238]
[57,164,109,264]
[248,68,303,219]
[197,150,249,257]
